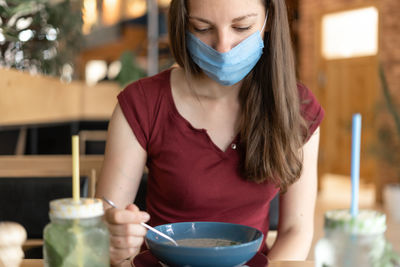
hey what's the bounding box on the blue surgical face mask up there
[186,12,268,86]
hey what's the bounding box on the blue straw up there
[350,113,362,217]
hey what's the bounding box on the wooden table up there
[21,259,314,267]
[20,260,42,267]
[269,262,314,267]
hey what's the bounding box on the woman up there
[96,0,324,265]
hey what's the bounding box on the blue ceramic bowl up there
[145,221,264,267]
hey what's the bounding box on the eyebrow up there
[189,13,258,24]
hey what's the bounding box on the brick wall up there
[377,0,400,202]
[298,0,400,202]
[380,0,400,101]
[298,0,399,107]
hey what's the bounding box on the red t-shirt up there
[118,68,324,252]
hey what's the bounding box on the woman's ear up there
[264,17,272,33]
[262,14,272,39]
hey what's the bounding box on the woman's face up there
[187,0,266,53]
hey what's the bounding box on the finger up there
[125,204,151,223]
[125,203,139,212]
[108,223,147,237]
[110,235,144,249]
[110,247,139,266]
[105,208,149,224]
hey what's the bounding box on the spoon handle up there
[140,222,178,246]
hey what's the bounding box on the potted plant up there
[0,0,83,78]
[377,64,400,222]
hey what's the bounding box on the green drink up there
[43,198,109,267]
[315,209,400,267]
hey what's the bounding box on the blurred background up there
[0,0,399,260]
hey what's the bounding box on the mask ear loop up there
[261,9,269,33]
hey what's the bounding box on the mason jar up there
[314,209,400,267]
[43,198,109,267]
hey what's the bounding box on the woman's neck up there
[185,71,242,101]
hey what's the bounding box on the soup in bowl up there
[145,221,264,267]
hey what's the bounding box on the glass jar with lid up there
[43,198,109,267]
[315,209,400,267]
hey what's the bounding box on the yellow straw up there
[72,135,80,203]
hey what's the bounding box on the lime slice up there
[324,209,386,235]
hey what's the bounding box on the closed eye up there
[193,27,211,33]
[234,26,252,32]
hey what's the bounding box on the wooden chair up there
[0,155,104,253]
[78,130,108,155]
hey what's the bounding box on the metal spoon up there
[102,196,178,246]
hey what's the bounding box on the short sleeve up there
[117,81,150,150]
[297,83,325,142]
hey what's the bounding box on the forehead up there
[187,0,265,21]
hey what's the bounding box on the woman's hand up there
[105,204,150,266]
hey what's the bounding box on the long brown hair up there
[168,0,306,191]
